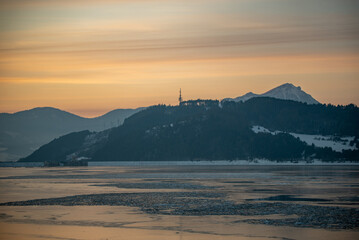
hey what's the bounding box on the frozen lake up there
[0,165,358,240]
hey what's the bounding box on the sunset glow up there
[1,0,358,117]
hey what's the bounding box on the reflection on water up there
[0,165,358,240]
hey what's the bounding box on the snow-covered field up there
[252,126,357,152]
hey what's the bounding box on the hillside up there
[20,98,359,163]
[0,107,143,161]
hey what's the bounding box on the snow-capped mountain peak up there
[223,83,319,104]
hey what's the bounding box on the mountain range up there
[0,107,143,161]
[0,83,350,162]
[20,97,359,163]
[222,83,320,104]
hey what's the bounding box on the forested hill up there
[224,98,359,136]
[20,98,359,162]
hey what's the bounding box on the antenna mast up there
[178,88,183,105]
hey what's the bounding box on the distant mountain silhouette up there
[223,83,319,104]
[20,98,359,163]
[0,107,143,161]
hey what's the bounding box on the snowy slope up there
[224,83,319,104]
[222,92,258,102]
[252,126,357,152]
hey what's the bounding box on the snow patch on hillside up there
[251,125,357,152]
[252,126,280,135]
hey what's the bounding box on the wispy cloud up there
[2,21,358,58]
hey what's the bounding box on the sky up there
[0,0,358,117]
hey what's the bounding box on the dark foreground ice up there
[1,191,359,229]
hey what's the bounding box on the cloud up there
[1,21,358,64]
[0,0,162,8]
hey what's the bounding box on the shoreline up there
[1,159,359,167]
[89,160,359,166]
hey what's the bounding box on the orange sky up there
[0,0,358,117]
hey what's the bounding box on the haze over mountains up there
[0,107,143,161]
